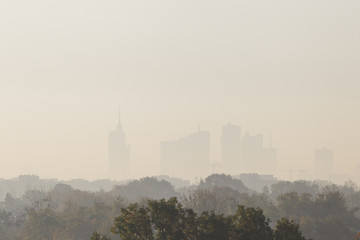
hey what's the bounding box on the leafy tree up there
[277,192,313,219]
[21,208,60,240]
[148,197,186,240]
[277,190,360,240]
[88,202,113,236]
[113,177,178,202]
[271,181,319,199]
[61,203,95,240]
[230,205,273,240]
[181,208,198,240]
[199,174,248,193]
[274,218,306,240]
[111,203,153,240]
[90,231,111,240]
[196,211,230,240]
[0,211,16,240]
[311,190,360,240]
[241,193,279,222]
[182,186,240,215]
[22,190,54,211]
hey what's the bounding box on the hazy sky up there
[1,0,360,181]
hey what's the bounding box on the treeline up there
[0,174,360,240]
[93,197,306,240]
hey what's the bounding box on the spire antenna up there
[117,106,122,130]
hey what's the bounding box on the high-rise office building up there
[241,133,263,173]
[241,133,277,174]
[108,110,130,180]
[221,123,242,174]
[314,148,333,180]
[161,129,210,180]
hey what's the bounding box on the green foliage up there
[276,190,360,240]
[0,210,16,240]
[148,198,187,240]
[241,193,280,221]
[110,198,289,240]
[196,211,230,240]
[90,231,111,240]
[3,175,360,240]
[271,181,319,199]
[182,186,241,215]
[274,218,306,240]
[22,208,59,240]
[114,177,178,202]
[230,205,273,240]
[277,192,313,218]
[112,203,153,240]
[199,174,249,193]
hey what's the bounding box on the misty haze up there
[1,0,360,239]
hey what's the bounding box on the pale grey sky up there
[1,0,359,181]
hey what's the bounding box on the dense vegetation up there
[101,197,305,240]
[0,174,360,240]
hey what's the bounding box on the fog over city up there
[1,0,360,183]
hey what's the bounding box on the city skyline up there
[107,111,346,183]
[1,0,359,183]
[1,1,360,239]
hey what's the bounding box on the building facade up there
[108,111,130,180]
[221,123,242,174]
[161,129,210,180]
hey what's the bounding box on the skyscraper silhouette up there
[241,133,263,173]
[160,129,210,180]
[221,123,242,174]
[108,109,130,180]
[241,133,277,174]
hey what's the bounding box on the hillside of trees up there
[1,174,360,240]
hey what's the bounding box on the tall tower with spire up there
[108,108,130,180]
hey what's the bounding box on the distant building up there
[314,148,333,180]
[221,124,242,174]
[241,133,277,174]
[108,110,130,180]
[241,133,263,173]
[160,129,210,180]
